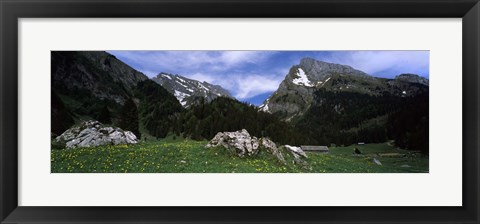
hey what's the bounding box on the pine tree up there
[119,98,141,139]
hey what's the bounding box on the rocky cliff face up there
[152,73,232,107]
[259,58,376,120]
[259,57,429,121]
[52,51,148,105]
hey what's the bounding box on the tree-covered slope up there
[178,97,306,145]
[295,89,429,153]
[51,51,181,138]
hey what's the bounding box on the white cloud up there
[218,51,271,67]
[109,50,276,77]
[233,74,283,99]
[184,72,284,99]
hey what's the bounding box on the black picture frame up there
[1,0,479,223]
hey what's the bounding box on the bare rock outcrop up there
[206,129,259,157]
[260,138,286,164]
[54,120,138,149]
[284,145,310,168]
[206,130,286,164]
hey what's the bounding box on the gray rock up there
[206,129,260,157]
[284,145,308,158]
[373,158,382,166]
[400,164,411,168]
[284,145,310,168]
[205,130,287,164]
[261,138,286,164]
[55,120,138,149]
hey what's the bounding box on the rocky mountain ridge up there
[152,72,232,107]
[259,57,429,121]
[52,51,148,105]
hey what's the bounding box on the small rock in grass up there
[373,158,382,166]
[354,147,362,154]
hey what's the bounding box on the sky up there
[108,51,429,106]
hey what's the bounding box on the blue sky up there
[108,51,429,106]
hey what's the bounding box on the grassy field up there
[51,137,428,173]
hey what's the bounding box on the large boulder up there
[284,145,307,158]
[205,130,288,164]
[206,129,259,157]
[284,145,310,168]
[54,120,138,149]
[260,138,286,164]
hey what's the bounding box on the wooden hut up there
[301,145,329,153]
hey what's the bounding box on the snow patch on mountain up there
[174,90,190,106]
[176,76,187,83]
[152,73,233,108]
[162,74,172,80]
[176,80,189,88]
[259,98,271,113]
[292,68,313,87]
[198,83,209,92]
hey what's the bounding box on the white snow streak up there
[292,68,313,87]
[161,74,172,80]
[174,90,190,106]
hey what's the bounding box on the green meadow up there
[51,137,428,173]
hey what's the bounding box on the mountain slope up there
[51,51,182,137]
[152,73,232,107]
[259,57,429,121]
[52,51,148,105]
[178,97,306,145]
[294,88,429,153]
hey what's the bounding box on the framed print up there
[1,0,479,223]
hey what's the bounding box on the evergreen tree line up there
[171,97,307,145]
[387,92,429,154]
[295,89,429,154]
[133,80,183,138]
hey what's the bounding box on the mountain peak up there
[259,58,429,121]
[299,57,318,65]
[299,57,338,67]
[152,73,232,107]
[297,57,371,81]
